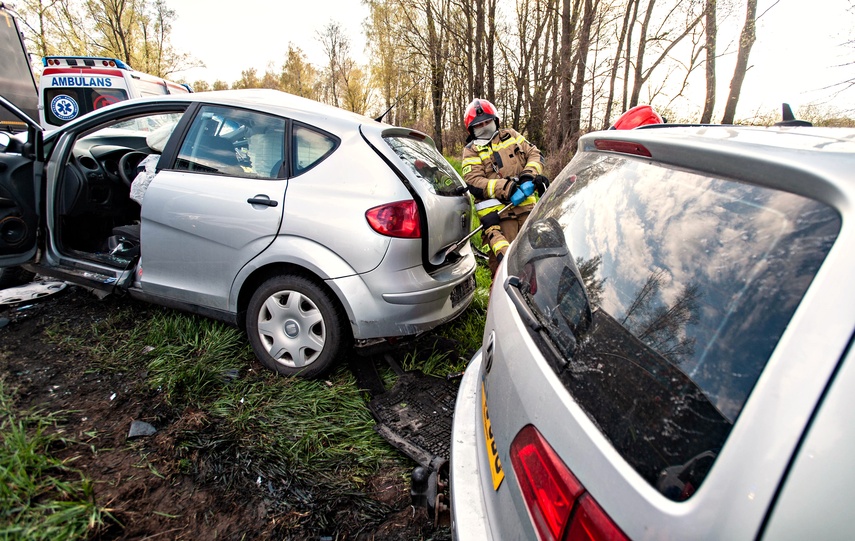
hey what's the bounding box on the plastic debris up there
[128,420,157,439]
[0,281,67,306]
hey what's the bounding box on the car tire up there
[0,266,36,289]
[246,275,348,378]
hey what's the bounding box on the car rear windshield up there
[385,136,467,196]
[506,152,840,502]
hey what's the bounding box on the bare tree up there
[317,21,351,107]
[721,0,757,124]
[628,1,704,108]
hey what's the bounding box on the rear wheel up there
[246,275,348,378]
[0,267,36,289]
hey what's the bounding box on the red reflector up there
[594,139,652,157]
[510,425,629,541]
[365,200,421,238]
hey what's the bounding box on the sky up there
[167,0,855,118]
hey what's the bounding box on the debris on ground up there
[0,280,67,306]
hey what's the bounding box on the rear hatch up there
[360,125,472,268]
[0,5,38,132]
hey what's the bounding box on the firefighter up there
[461,98,548,274]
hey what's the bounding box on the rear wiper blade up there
[505,276,542,331]
[506,275,576,367]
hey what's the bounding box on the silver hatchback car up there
[0,90,476,377]
[451,126,855,539]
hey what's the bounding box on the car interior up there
[55,113,183,268]
[53,108,288,272]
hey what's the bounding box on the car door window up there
[292,124,337,175]
[175,106,286,179]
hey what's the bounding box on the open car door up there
[0,95,43,268]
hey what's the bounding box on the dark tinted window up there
[507,152,840,501]
[385,135,467,196]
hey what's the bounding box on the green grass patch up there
[28,255,494,533]
[0,378,111,540]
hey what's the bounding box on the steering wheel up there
[118,151,150,187]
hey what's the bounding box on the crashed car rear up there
[450,123,855,539]
[0,89,476,377]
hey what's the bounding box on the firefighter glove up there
[534,175,550,196]
[510,180,535,206]
[480,210,501,229]
[497,177,519,201]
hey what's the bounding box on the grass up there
[8,248,493,536]
[0,377,112,540]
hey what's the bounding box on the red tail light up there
[365,200,421,238]
[510,425,629,541]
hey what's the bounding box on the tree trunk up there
[486,0,497,100]
[568,0,595,141]
[603,0,634,128]
[425,1,445,153]
[558,0,582,147]
[622,0,641,111]
[629,0,656,108]
[473,0,485,98]
[721,0,757,124]
[700,0,717,123]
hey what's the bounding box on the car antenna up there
[374,77,424,123]
[775,103,812,127]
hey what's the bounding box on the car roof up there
[114,88,388,131]
[580,126,855,205]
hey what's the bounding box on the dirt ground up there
[0,284,449,540]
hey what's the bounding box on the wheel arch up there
[235,262,354,341]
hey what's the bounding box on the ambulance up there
[38,56,191,128]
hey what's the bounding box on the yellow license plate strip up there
[481,381,505,490]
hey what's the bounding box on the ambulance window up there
[292,124,337,175]
[175,105,285,179]
[43,87,129,126]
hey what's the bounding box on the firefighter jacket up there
[461,127,543,218]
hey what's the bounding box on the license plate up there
[481,382,505,490]
[451,275,476,308]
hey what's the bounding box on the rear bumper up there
[328,253,476,339]
[449,348,495,540]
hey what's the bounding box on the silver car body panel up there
[139,170,289,309]
[761,343,855,540]
[451,126,855,540]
